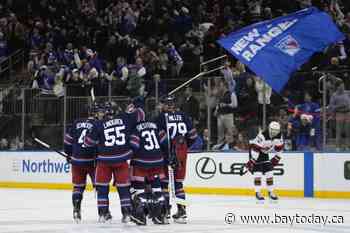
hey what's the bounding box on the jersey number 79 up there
[168,122,187,138]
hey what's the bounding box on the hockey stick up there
[90,87,96,102]
[33,137,69,159]
[164,113,187,207]
[239,165,249,176]
[240,149,252,176]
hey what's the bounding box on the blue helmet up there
[132,96,145,109]
[89,102,104,115]
[104,101,115,116]
[161,95,175,105]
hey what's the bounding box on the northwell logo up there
[20,159,70,173]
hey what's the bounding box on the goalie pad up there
[149,192,167,220]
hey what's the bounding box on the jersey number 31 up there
[142,130,160,151]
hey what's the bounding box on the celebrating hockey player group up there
[64,95,197,225]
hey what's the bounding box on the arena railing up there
[0,49,26,83]
[1,67,350,152]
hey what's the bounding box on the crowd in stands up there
[1,0,350,151]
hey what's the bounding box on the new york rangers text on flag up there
[217,7,345,93]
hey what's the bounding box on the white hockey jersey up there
[249,130,284,159]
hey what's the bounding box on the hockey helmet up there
[268,121,280,138]
[104,101,115,116]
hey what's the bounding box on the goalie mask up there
[268,121,281,138]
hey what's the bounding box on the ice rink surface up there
[0,189,349,233]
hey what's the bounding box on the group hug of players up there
[64,96,197,225]
[64,93,284,225]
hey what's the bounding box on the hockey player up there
[247,121,284,202]
[84,103,133,223]
[125,96,146,127]
[64,104,102,222]
[129,116,168,225]
[156,95,198,223]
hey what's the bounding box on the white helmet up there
[268,121,281,138]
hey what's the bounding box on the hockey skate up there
[268,191,278,203]
[98,209,112,223]
[163,205,171,224]
[255,192,265,203]
[172,204,187,224]
[73,200,81,223]
[130,213,146,225]
[121,207,132,224]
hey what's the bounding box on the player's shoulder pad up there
[250,132,265,145]
[273,134,284,146]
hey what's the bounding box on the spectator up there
[221,60,236,94]
[212,130,235,151]
[234,132,249,151]
[255,76,272,126]
[189,128,204,151]
[182,86,199,125]
[0,32,8,60]
[0,138,9,150]
[127,57,146,97]
[167,42,183,78]
[214,80,236,145]
[157,46,169,77]
[289,114,314,151]
[201,128,210,150]
[328,81,350,151]
[295,91,322,150]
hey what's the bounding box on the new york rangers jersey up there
[125,105,146,128]
[129,121,167,168]
[84,113,132,163]
[156,111,197,148]
[64,118,96,166]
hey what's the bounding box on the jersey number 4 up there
[104,126,126,146]
[78,129,87,147]
[141,130,160,151]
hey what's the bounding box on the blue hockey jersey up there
[84,113,132,163]
[129,121,167,168]
[156,111,197,148]
[64,118,96,166]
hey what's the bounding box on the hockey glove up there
[245,159,256,173]
[270,155,281,167]
[168,152,179,169]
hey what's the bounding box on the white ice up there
[0,189,349,233]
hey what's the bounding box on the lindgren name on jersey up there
[103,118,124,128]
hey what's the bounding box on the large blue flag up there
[217,7,345,93]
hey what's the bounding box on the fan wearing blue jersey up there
[84,103,133,223]
[64,104,102,222]
[129,118,168,225]
[156,96,198,224]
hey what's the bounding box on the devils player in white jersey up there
[247,121,284,201]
